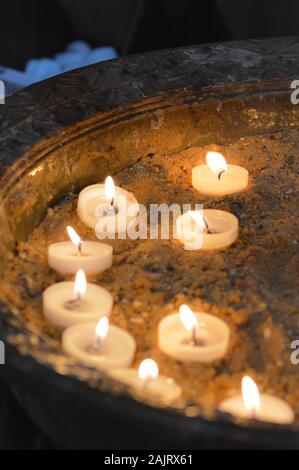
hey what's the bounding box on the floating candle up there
[192,151,248,196]
[109,359,182,403]
[219,376,294,424]
[176,209,238,250]
[43,269,113,328]
[62,317,136,370]
[48,226,113,275]
[77,176,139,235]
[158,305,230,362]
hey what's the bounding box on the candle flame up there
[206,151,227,175]
[242,376,261,415]
[66,225,81,247]
[179,304,198,332]
[73,269,86,298]
[138,359,159,381]
[188,211,207,230]
[95,316,109,342]
[105,176,116,201]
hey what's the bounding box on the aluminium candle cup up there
[43,282,113,328]
[158,312,230,362]
[176,209,238,250]
[109,369,182,403]
[219,394,294,425]
[62,322,136,370]
[77,184,139,234]
[48,241,113,275]
[192,164,249,196]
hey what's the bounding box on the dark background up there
[0,0,298,69]
[0,0,298,450]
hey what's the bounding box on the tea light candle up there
[192,151,248,196]
[77,176,139,235]
[219,376,294,424]
[109,359,182,403]
[48,226,113,275]
[176,209,238,250]
[158,305,230,362]
[43,269,113,328]
[62,317,136,370]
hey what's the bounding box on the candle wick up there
[86,336,104,355]
[77,241,82,256]
[64,291,81,310]
[97,198,118,218]
[111,197,119,215]
[142,376,153,390]
[203,217,213,234]
[191,326,205,347]
[250,408,259,421]
[192,326,198,346]
[218,170,226,180]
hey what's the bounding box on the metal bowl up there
[0,37,299,449]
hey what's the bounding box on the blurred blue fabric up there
[0,40,118,95]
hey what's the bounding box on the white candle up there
[219,376,294,424]
[176,209,238,250]
[43,269,113,328]
[48,226,113,275]
[192,151,248,196]
[62,317,136,370]
[158,305,230,362]
[109,359,182,403]
[77,176,139,235]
